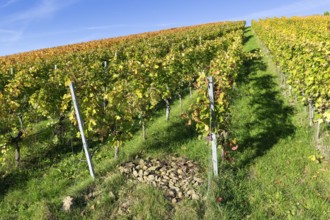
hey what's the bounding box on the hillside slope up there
[0,27,329,219]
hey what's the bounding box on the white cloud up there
[0,28,24,43]
[3,0,77,24]
[154,23,174,27]
[0,0,19,8]
[0,29,17,34]
[226,0,330,21]
[86,24,130,30]
[0,0,78,51]
[85,23,174,30]
[23,23,175,39]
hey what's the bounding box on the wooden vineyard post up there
[316,120,321,142]
[207,76,219,177]
[288,85,292,97]
[282,74,287,97]
[69,82,95,179]
[165,99,171,121]
[103,61,107,110]
[142,119,146,140]
[177,94,182,114]
[309,100,314,127]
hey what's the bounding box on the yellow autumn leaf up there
[135,89,143,98]
[308,155,316,161]
[324,110,330,121]
[65,79,72,87]
[90,118,96,126]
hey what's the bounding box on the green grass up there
[219,27,330,219]
[0,89,212,219]
[0,27,329,219]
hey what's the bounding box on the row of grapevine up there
[187,30,244,159]
[0,21,245,166]
[252,16,330,125]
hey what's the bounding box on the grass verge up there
[217,27,330,219]
[0,27,328,219]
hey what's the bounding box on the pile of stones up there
[119,156,204,204]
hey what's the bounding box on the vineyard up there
[0,21,245,166]
[0,16,329,219]
[253,16,330,131]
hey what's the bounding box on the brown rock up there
[148,166,157,171]
[139,159,145,165]
[191,193,200,200]
[167,190,175,197]
[172,198,177,204]
[63,196,73,212]
[177,191,183,198]
[187,190,195,196]
[148,175,155,181]
[194,177,203,183]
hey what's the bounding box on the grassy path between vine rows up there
[218,27,330,219]
[0,27,329,219]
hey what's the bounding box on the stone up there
[191,193,200,200]
[126,162,134,167]
[187,190,195,196]
[63,196,73,212]
[169,173,176,178]
[177,191,183,198]
[148,166,157,171]
[167,190,175,197]
[194,177,203,183]
[187,161,194,168]
[172,198,177,204]
[120,156,204,204]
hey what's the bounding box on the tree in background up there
[324,11,330,15]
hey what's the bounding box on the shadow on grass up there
[234,27,295,165]
[0,123,83,200]
[243,34,253,45]
[236,55,295,167]
[0,92,196,201]
[139,119,197,155]
[219,28,295,219]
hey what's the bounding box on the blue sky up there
[0,0,329,56]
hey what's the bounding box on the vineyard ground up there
[0,27,329,219]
